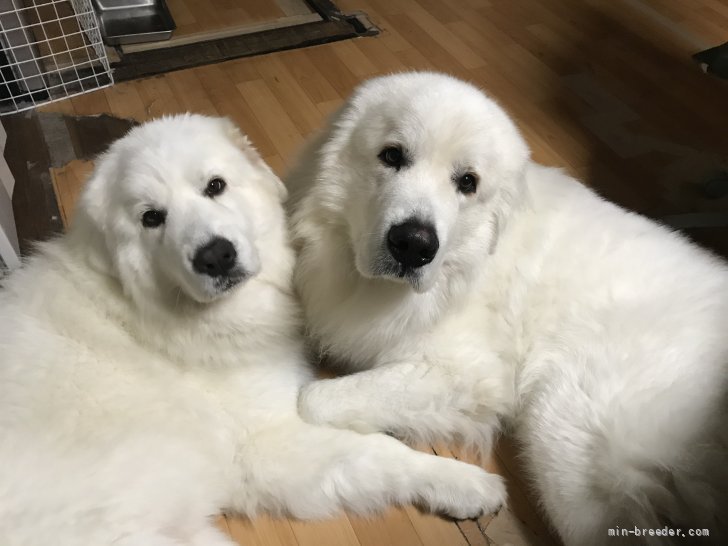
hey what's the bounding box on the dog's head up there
[307,72,529,293]
[71,115,287,308]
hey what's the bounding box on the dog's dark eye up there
[457,173,479,195]
[141,209,167,228]
[378,146,405,169]
[205,177,227,198]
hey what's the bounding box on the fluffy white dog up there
[289,72,728,545]
[0,115,504,546]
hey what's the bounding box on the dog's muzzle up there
[387,219,439,269]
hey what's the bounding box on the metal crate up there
[0,0,113,115]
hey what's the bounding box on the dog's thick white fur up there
[0,114,506,546]
[289,73,728,545]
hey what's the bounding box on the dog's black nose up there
[193,237,237,277]
[387,220,439,268]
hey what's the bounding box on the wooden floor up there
[38,0,728,544]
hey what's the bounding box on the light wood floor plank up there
[70,88,111,117]
[236,79,305,163]
[289,517,362,546]
[264,154,287,178]
[39,95,76,116]
[407,0,486,69]
[136,76,184,118]
[353,36,408,74]
[404,506,469,546]
[104,81,148,122]
[278,49,342,105]
[226,514,300,546]
[349,508,424,546]
[385,13,469,78]
[304,45,361,98]
[330,40,380,79]
[252,55,324,137]
[194,63,277,157]
[50,160,93,227]
[356,2,414,54]
[223,57,262,85]
[316,98,344,118]
[166,69,221,117]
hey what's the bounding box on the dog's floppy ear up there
[220,118,288,202]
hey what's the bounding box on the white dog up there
[0,115,505,546]
[289,73,728,545]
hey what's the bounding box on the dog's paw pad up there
[435,466,507,520]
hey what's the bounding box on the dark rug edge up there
[111,9,379,83]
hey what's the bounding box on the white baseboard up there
[0,120,20,270]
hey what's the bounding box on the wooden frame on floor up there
[111,1,379,82]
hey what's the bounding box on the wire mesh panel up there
[0,0,112,115]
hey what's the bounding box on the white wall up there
[0,120,20,270]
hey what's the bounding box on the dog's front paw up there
[298,381,380,433]
[424,459,507,520]
[298,381,333,425]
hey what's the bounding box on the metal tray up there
[93,0,176,46]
